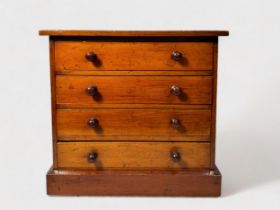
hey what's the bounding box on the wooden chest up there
[39,30,229,196]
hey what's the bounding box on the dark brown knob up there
[170,118,180,128]
[88,152,98,163]
[87,85,98,96]
[171,51,182,61]
[85,51,98,62]
[170,85,182,96]
[88,118,99,128]
[171,150,181,162]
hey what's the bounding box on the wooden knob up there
[170,85,182,96]
[170,118,180,128]
[85,51,98,62]
[88,152,98,163]
[171,150,181,162]
[87,85,98,96]
[88,118,99,128]
[171,51,182,61]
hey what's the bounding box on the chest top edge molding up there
[39,30,229,37]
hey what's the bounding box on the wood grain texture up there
[55,41,213,71]
[56,103,211,109]
[47,166,221,196]
[40,30,228,196]
[58,135,209,142]
[56,75,213,105]
[56,109,211,141]
[39,30,229,37]
[56,70,213,76]
[210,40,218,169]
[49,39,58,168]
[57,142,210,169]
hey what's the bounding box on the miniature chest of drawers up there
[39,30,228,196]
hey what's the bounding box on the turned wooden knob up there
[171,150,181,162]
[88,118,99,128]
[171,51,183,61]
[85,51,98,63]
[88,152,98,163]
[170,118,180,128]
[170,85,182,96]
[87,85,98,96]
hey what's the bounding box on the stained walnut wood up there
[56,70,213,76]
[47,166,221,196]
[210,40,218,169]
[55,41,213,71]
[39,30,229,37]
[56,75,212,105]
[56,109,211,141]
[49,40,58,168]
[56,103,211,109]
[40,30,228,196]
[57,142,210,169]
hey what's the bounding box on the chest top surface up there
[39,30,229,37]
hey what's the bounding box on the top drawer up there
[55,41,213,71]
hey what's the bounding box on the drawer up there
[56,75,212,105]
[55,41,213,71]
[57,142,210,169]
[57,109,211,141]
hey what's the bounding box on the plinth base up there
[47,166,221,196]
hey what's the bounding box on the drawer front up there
[57,142,210,169]
[55,41,213,71]
[56,75,212,105]
[57,109,211,141]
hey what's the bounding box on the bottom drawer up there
[57,142,210,169]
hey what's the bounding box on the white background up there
[0,0,279,209]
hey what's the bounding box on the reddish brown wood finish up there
[55,41,213,71]
[47,166,221,196]
[57,142,210,169]
[56,70,213,76]
[56,109,211,141]
[39,30,229,37]
[56,103,211,109]
[210,40,218,169]
[49,39,58,168]
[56,75,213,105]
[40,30,228,196]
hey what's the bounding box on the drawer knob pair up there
[88,151,180,163]
[88,118,180,129]
[87,85,182,97]
[88,117,180,129]
[86,51,182,64]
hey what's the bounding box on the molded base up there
[47,166,221,196]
